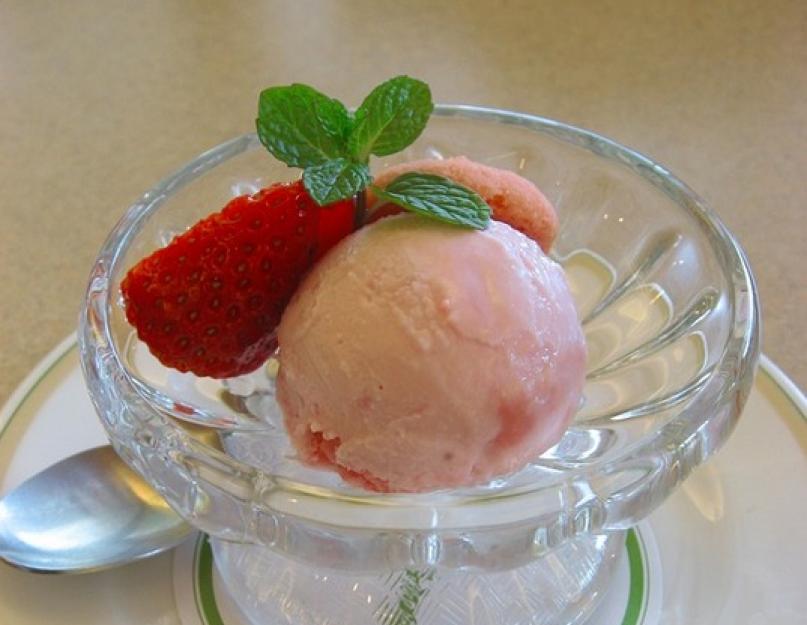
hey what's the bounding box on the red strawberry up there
[121,180,354,378]
[314,194,355,259]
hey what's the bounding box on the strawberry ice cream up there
[276,214,586,492]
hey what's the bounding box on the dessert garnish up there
[255,75,489,229]
[121,180,353,378]
[122,76,489,378]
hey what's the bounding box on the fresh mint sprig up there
[256,76,489,230]
[372,173,490,230]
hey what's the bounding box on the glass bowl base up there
[211,531,624,625]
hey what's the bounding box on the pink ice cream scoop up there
[276,215,586,493]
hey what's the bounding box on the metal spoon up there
[0,445,192,574]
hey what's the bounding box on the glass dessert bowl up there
[79,106,759,625]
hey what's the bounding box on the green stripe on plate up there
[0,335,76,440]
[195,536,225,625]
[621,528,646,625]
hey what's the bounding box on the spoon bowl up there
[0,445,192,574]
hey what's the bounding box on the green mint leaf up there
[257,83,352,168]
[348,76,433,163]
[373,173,490,230]
[303,158,371,205]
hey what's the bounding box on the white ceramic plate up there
[0,336,804,625]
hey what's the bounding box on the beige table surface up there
[1,0,805,405]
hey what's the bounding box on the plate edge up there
[0,332,78,436]
[759,354,807,419]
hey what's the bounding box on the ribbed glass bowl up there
[79,106,758,581]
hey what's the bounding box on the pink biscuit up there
[277,215,586,493]
[371,156,558,252]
